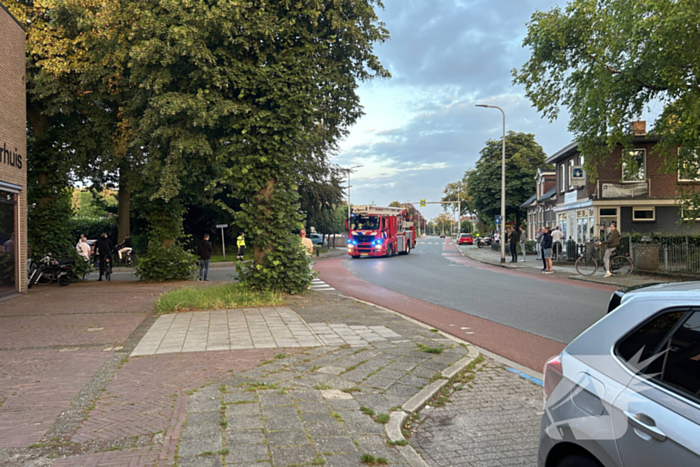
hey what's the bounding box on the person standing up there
[597,223,620,278]
[76,236,91,262]
[509,226,519,263]
[197,234,213,281]
[542,226,553,274]
[236,233,246,261]
[519,226,527,262]
[551,226,564,262]
[535,228,543,261]
[300,229,313,256]
[95,233,114,281]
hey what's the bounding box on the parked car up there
[606,282,661,313]
[439,233,446,238]
[309,233,323,246]
[539,281,700,467]
[457,233,473,245]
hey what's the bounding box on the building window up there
[569,159,575,190]
[560,164,565,192]
[622,149,646,182]
[678,148,700,182]
[0,190,17,296]
[633,207,655,222]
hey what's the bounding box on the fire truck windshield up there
[351,216,380,230]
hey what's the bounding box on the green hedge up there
[68,217,118,241]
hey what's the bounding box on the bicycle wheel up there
[575,256,598,276]
[611,256,633,276]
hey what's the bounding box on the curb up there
[385,345,481,467]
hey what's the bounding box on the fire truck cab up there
[346,205,416,258]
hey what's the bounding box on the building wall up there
[0,3,27,293]
[620,206,700,235]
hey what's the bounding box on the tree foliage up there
[441,176,471,216]
[467,132,549,226]
[513,0,700,180]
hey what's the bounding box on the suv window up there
[617,309,700,404]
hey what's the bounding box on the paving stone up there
[267,429,310,448]
[187,411,221,426]
[180,456,223,467]
[225,429,266,446]
[261,405,298,419]
[305,420,348,437]
[225,443,270,463]
[312,436,358,454]
[226,403,261,417]
[270,444,317,467]
[259,393,294,407]
[264,416,304,431]
[224,392,257,404]
[229,415,264,430]
[296,401,329,413]
[182,423,222,441]
[179,435,223,457]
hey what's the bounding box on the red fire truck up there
[346,205,416,258]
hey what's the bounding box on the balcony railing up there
[595,179,650,199]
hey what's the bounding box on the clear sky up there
[333,0,572,221]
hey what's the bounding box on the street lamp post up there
[476,104,506,263]
[345,165,363,227]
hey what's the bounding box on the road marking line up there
[460,327,470,330]
[507,368,544,386]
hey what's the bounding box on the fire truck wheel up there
[387,245,394,257]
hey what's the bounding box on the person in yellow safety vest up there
[236,233,246,261]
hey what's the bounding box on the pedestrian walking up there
[236,233,246,261]
[76,236,91,262]
[519,226,527,262]
[551,226,564,262]
[508,226,519,263]
[597,223,620,278]
[542,225,553,274]
[300,229,313,256]
[536,228,543,260]
[197,234,212,281]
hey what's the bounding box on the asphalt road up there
[342,236,612,344]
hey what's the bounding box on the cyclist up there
[597,223,620,278]
[116,234,133,264]
[95,233,114,281]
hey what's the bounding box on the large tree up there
[467,132,548,226]
[115,0,389,291]
[441,176,471,216]
[513,0,700,184]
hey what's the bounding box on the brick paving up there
[412,358,543,467]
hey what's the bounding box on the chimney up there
[630,121,646,136]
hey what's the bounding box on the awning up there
[0,181,22,193]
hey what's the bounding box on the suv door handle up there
[624,411,667,442]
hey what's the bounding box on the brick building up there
[522,169,556,240]
[0,2,27,297]
[540,122,700,246]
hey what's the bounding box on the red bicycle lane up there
[315,244,617,372]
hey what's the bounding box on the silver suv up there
[539,282,700,467]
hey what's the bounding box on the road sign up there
[216,224,228,229]
[420,199,426,207]
[495,216,501,225]
[216,224,229,259]
[571,166,585,186]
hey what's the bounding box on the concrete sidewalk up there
[460,244,662,288]
[1,277,500,466]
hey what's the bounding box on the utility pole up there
[345,165,363,228]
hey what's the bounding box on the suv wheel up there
[556,454,603,467]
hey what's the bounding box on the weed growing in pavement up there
[360,406,375,417]
[416,343,444,354]
[330,411,343,422]
[402,411,420,438]
[374,413,390,424]
[311,365,320,372]
[311,457,326,465]
[314,384,331,390]
[387,439,409,446]
[220,385,227,394]
[352,347,369,355]
[429,373,444,382]
[246,382,279,391]
[275,353,288,359]
[427,354,486,408]
[341,387,361,393]
[154,283,283,314]
[429,329,439,333]
[360,454,388,465]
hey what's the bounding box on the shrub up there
[68,217,118,242]
[135,243,197,282]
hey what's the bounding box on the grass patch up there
[429,329,439,333]
[360,406,375,417]
[360,454,388,465]
[387,439,409,446]
[154,283,283,314]
[341,387,362,394]
[275,353,288,360]
[247,382,280,391]
[416,343,444,354]
[330,411,343,422]
[314,384,331,390]
[374,413,390,424]
[311,457,326,465]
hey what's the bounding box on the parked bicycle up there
[575,244,633,276]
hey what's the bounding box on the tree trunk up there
[254,178,276,264]
[117,168,130,243]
